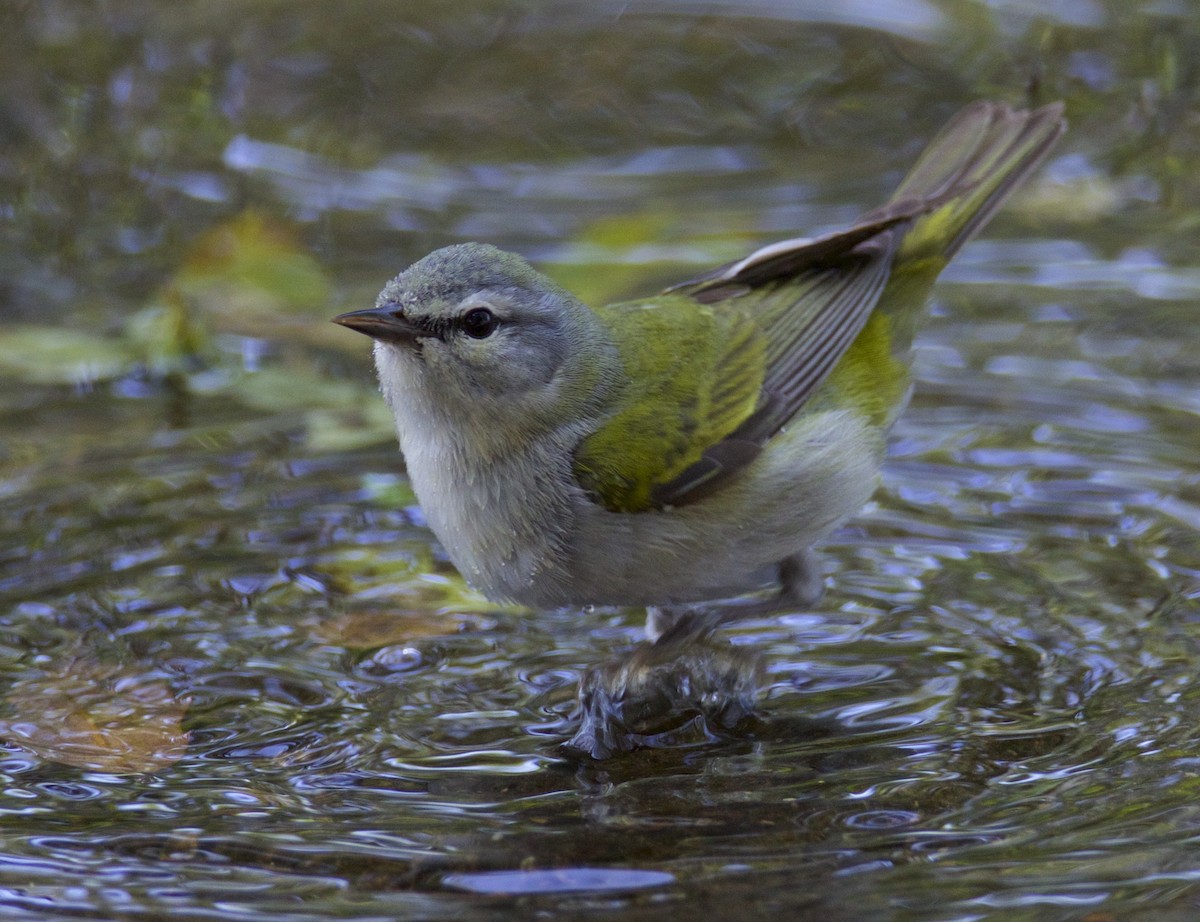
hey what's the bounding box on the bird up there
[333,101,1065,626]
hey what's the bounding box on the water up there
[2,1,1200,919]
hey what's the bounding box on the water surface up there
[2,1,1200,919]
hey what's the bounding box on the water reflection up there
[443,866,676,894]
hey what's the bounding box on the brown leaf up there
[314,610,484,649]
[0,657,190,774]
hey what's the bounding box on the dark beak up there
[331,306,429,344]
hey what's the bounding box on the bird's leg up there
[644,549,825,641]
[776,547,825,608]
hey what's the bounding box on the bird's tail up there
[868,100,1066,264]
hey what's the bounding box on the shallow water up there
[3,1,1200,919]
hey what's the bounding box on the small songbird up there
[334,101,1065,619]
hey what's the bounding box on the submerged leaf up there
[177,210,330,317]
[0,657,190,773]
[303,405,397,452]
[225,365,397,450]
[128,210,333,371]
[315,610,484,649]
[125,288,216,375]
[0,325,134,385]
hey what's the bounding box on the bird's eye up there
[460,307,499,339]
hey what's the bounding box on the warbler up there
[334,101,1065,616]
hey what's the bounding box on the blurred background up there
[2,1,1200,919]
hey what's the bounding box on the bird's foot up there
[566,616,764,759]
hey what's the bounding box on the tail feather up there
[868,101,1066,262]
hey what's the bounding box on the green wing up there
[573,294,767,514]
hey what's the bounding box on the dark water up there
[3,1,1200,919]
